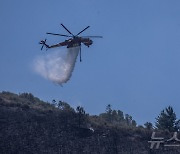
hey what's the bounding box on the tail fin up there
[39,39,49,50]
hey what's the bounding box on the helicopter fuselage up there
[39,23,101,62]
[66,37,93,48]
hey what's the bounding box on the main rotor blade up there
[81,36,103,38]
[46,32,72,37]
[61,24,74,36]
[76,26,90,36]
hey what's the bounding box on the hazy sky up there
[1,0,180,125]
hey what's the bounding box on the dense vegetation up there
[0,91,180,154]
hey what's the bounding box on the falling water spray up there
[34,46,80,85]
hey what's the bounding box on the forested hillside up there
[0,91,180,154]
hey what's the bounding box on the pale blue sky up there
[1,0,180,125]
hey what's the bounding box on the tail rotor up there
[39,39,47,50]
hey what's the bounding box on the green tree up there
[124,114,137,127]
[155,106,178,132]
[117,110,124,122]
[19,93,36,102]
[112,110,118,121]
[132,120,137,127]
[76,106,86,128]
[106,104,112,114]
[57,101,74,112]
[125,114,132,126]
[106,104,113,122]
[144,122,153,130]
[52,99,57,106]
[175,120,180,131]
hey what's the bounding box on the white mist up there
[34,46,80,85]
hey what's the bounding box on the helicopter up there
[39,24,102,62]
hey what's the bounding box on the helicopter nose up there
[89,40,93,45]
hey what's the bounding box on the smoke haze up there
[34,47,80,85]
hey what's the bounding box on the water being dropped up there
[34,46,80,85]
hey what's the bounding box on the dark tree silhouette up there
[156,106,178,132]
[144,122,153,130]
[76,106,86,128]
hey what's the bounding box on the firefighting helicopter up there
[39,24,102,62]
